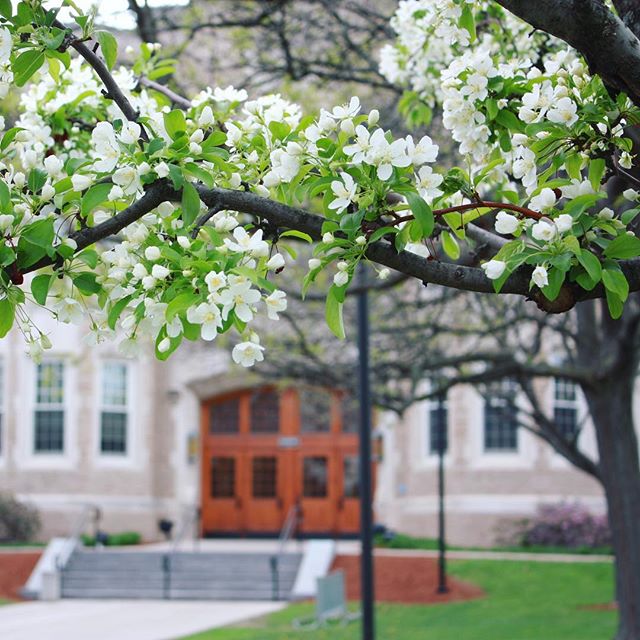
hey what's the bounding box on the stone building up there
[0,313,605,546]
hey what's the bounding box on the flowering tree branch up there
[496,0,640,105]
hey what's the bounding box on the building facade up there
[0,314,607,545]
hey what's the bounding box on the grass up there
[181,560,616,640]
[0,541,46,548]
[374,533,613,555]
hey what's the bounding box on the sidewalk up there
[0,599,284,640]
[337,544,613,564]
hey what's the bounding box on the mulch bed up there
[0,551,42,600]
[330,553,484,604]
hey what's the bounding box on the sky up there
[36,1,190,31]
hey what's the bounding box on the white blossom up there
[481,260,507,280]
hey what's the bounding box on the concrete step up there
[60,550,303,601]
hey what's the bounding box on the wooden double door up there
[200,387,365,536]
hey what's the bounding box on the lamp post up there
[357,264,375,640]
[436,394,448,594]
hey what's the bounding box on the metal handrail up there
[163,505,200,599]
[58,503,101,570]
[270,504,300,600]
[170,505,200,554]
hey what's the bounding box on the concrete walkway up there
[0,599,285,640]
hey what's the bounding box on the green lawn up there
[182,560,616,640]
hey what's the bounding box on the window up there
[210,397,240,434]
[211,457,235,497]
[303,456,328,497]
[100,362,128,454]
[250,389,280,433]
[554,378,578,441]
[483,379,518,451]
[34,361,65,453]
[300,388,332,433]
[343,456,359,498]
[252,456,277,498]
[428,393,448,455]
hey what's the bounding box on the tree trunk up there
[584,366,640,640]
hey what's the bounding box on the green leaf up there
[0,179,9,211]
[31,274,52,305]
[279,230,313,243]
[602,263,629,301]
[495,109,525,134]
[604,234,640,260]
[201,131,227,150]
[184,162,214,188]
[27,169,47,194]
[605,289,624,319]
[73,272,101,295]
[577,251,602,283]
[167,164,184,190]
[405,191,434,238]
[1,127,24,152]
[163,109,187,141]
[326,286,346,340]
[81,183,112,217]
[268,120,291,141]
[588,158,606,191]
[146,137,165,155]
[95,30,118,70]
[13,49,45,87]
[108,295,133,330]
[181,181,201,226]
[564,153,582,181]
[459,4,476,42]
[166,292,199,321]
[0,0,12,19]
[541,268,565,301]
[0,298,15,338]
[441,230,460,260]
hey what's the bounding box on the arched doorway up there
[200,386,367,536]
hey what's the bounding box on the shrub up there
[0,494,41,542]
[511,503,611,550]
[81,531,141,547]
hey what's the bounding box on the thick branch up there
[496,0,640,105]
[21,182,640,309]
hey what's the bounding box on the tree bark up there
[581,319,640,640]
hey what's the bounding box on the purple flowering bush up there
[516,502,611,549]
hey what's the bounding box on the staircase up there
[60,550,302,600]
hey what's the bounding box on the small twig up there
[191,204,223,238]
[138,77,192,110]
[52,19,149,142]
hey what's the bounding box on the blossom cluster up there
[0,0,639,366]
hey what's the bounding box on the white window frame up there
[468,383,536,470]
[95,359,135,467]
[33,360,66,455]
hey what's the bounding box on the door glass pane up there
[300,389,331,433]
[210,398,239,434]
[343,455,359,498]
[303,456,328,497]
[211,457,235,497]
[250,389,280,433]
[252,456,277,498]
[341,393,359,433]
